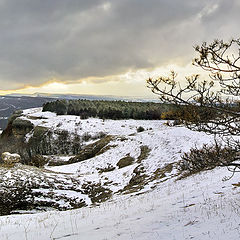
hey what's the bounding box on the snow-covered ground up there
[0,167,240,240]
[1,108,239,239]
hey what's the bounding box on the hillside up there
[0,108,239,239]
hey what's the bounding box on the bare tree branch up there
[147,38,240,171]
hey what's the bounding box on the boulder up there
[2,152,21,165]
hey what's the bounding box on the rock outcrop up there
[0,111,83,165]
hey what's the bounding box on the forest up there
[42,99,179,120]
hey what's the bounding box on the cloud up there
[0,0,239,90]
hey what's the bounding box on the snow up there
[22,107,164,137]
[0,167,240,240]
[1,107,240,239]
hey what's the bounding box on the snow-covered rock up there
[2,152,21,165]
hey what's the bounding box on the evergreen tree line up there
[42,99,179,120]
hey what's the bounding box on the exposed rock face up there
[2,110,34,137]
[0,110,33,154]
[2,152,21,165]
[0,111,31,162]
[0,112,83,165]
[11,118,34,138]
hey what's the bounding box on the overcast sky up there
[0,0,239,96]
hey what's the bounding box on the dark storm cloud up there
[0,0,239,90]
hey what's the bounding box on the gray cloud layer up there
[0,0,239,90]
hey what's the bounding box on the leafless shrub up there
[178,140,237,177]
[82,132,92,142]
[0,181,34,215]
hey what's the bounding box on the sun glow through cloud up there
[0,63,208,97]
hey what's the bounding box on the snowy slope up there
[0,108,239,239]
[0,167,239,240]
[20,108,216,197]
